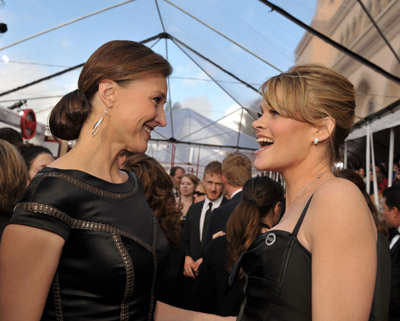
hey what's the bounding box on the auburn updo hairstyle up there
[260,64,355,165]
[49,40,173,140]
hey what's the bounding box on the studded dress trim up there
[15,202,153,253]
[35,171,139,200]
[52,273,64,321]
[15,201,159,321]
[148,216,159,321]
[113,234,134,321]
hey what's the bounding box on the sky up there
[0,0,316,133]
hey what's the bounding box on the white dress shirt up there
[199,195,223,241]
[390,226,400,250]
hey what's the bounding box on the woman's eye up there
[153,97,162,104]
[257,112,262,118]
[269,109,279,116]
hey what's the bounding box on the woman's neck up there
[180,194,194,203]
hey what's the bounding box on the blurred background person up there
[18,143,55,181]
[205,152,252,247]
[193,182,206,204]
[382,186,400,321]
[177,173,199,223]
[170,166,185,198]
[191,176,283,316]
[0,127,23,146]
[182,160,226,309]
[0,139,28,240]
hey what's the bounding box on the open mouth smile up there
[257,137,274,148]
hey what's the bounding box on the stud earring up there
[92,106,110,136]
[313,137,319,145]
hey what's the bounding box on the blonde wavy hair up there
[260,64,355,165]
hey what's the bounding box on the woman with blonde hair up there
[0,139,28,240]
[237,64,385,320]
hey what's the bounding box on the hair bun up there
[49,89,91,140]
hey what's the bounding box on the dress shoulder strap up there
[292,195,314,236]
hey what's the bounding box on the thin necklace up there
[286,171,326,213]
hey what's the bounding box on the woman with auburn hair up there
[178,173,200,222]
[235,64,386,321]
[0,139,28,240]
[122,151,182,248]
[0,40,232,321]
[122,152,185,307]
[191,176,283,316]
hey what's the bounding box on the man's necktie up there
[202,202,213,246]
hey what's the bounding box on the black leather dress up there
[9,167,169,321]
[232,196,390,321]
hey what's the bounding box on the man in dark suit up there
[204,152,252,247]
[183,161,226,279]
[383,185,400,321]
[170,166,185,198]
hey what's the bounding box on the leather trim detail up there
[113,234,134,321]
[148,216,159,321]
[36,171,138,199]
[52,273,64,321]
[15,202,153,253]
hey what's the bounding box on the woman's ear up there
[98,79,116,107]
[315,116,336,143]
[272,201,281,225]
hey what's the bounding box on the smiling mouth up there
[144,126,152,135]
[257,137,274,148]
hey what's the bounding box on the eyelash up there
[153,97,162,105]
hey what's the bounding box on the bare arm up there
[307,179,377,321]
[154,301,236,321]
[0,224,64,321]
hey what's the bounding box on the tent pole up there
[196,145,201,177]
[366,124,371,194]
[170,143,176,168]
[388,128,395,187]
[369,130,379,209]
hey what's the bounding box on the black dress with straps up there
[8,167,169,321]
[231,196,390,321]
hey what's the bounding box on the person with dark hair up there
[122,152,184,307]
[18,143,55,181]
[170,166,185,198]
[0,40,232,321]
[0,139,28,240]
[237,64,379,320]
[383,185,400,321]
[191,176,283,316]
[0,127,23,145]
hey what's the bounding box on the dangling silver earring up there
[92,106,109,136]
[313,137,319,145]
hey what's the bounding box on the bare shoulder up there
[306,176,374,235]
[312,177,367,211]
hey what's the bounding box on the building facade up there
[296,0,400,121]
